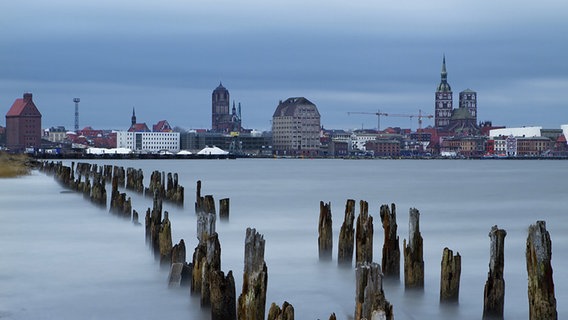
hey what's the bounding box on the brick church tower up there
[435,56,453,129]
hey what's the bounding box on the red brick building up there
[5,93,42,151]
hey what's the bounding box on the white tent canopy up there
[197,146,229,155]
[86,147,132,155]
[177,150,192,155]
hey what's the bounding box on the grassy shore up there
[0,152,34,178]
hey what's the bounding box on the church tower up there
[212,82,230,131]
[435,56,453,129]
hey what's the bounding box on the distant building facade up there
[272,97,321,156]
[116,131,180,153]
[5,93,42,151]
[211,83,242,133]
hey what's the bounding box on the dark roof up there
[6,93,42,117]
[272,97,318,117]
[213,82,228,92]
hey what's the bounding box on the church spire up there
[131,107,137,126]
[437,55,451,92]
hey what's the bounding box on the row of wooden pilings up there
[40,161,291,320]
[318,200,558,320]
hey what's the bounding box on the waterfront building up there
[211,83,242,133]
[272,97,321,156]
[179,130,271,155]
[116,131,180,153]
[5,93,42,151]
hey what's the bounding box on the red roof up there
[128,123,150,132]
[557,134,567,143]
[153,120,172,132]
[6,93,41,117]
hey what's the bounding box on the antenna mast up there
[73,98,80,132]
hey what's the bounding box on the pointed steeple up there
[131,107,137,126]
[437,55,451,92]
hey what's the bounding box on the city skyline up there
[1,1,567,131]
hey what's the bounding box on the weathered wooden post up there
[201,232,221,306]
[195,180,204,213]
[211,270,237,320]
[191,211,216,296]
[338,199,355,266]
[158,212,173,267]
[440,247,461,303]
[380,203,400,279]
[403,208,424,289]
[318,201,333,260]
[329,313,337,320]
[526,221,557,320]
[172,239,186,264]
[204,195,216,215]
[267,301,294,320]
[355,262,393,320]
[219,198,230,220]
[237,228,267,320]
[356,200,373,266]
[483,225,506,319]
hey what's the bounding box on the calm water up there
[1,159,567,319]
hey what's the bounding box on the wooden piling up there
[219,198,230,220]
[483,225,506,319]
[338,199,355,267]
[267,301,294,320]
[237,228,268,320]
[318,201,333,261]
[526,221,557,320]
[356,200,373,266]
[354,262,393,320]
[440,247,461,303]
[403,208,424,289]
[380,203,400,279]
[211,270,237,320]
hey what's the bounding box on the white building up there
[489,126,542,138]
[116,131,180,153]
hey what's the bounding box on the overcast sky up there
[1,0,567,131]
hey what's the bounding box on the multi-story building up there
[459,89,477,123]
[116,131,180,153]
[272,97,321,156]
[5,93,42,151]
[45,126,67,143]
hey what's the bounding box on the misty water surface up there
[1,159,566,319]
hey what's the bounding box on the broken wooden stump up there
[201,232,222,307]
[355,262,393,320]
[526,220,557,320]
[338,199,355,267]
[90,173,107,207]
[483,225,506,319]
[440,247,461,303]
[237,228,268,320]
[328,313,337,320]
[126,167,144,193]
[403,208,424,289]
[165,172,184,205]
[211,270,236,320]
[380,203,400,279]
[113,165,125,187]
[318,201,333,261]
[168,263,184,288]
[219,198,230,220]
[195,180,204,214]
[158,212,173,267]
[203,195,216,215]
[172,239,186,264]
[267,301,294,320]
[356,200,373,266]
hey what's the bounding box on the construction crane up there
[348,109,433,131]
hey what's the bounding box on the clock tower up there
[435,56,453,129]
